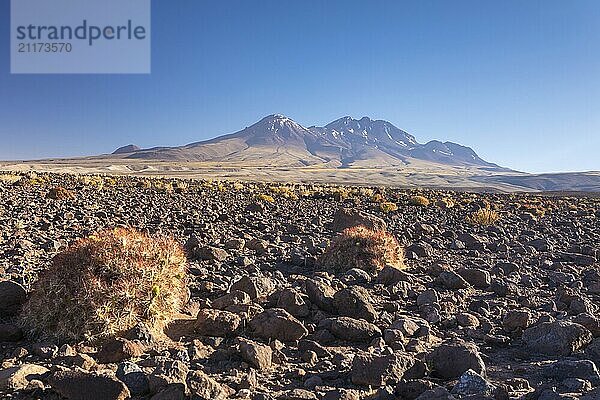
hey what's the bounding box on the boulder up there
[232,276,275,299]
[0,364,49,391]
[328,317,381,342]
[451,369,496,397]
[186,370,233,400]
[523,321,592,356]
[351,353,414,386]
[333,286,377,322]
[502,309,531,332]
[427,340,486,379]
[48,370,130,400]
[239,338,272,370]
[195,309,241,337]
[249,308,308,342]
[96,338,144,364]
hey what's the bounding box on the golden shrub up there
[379,202,398,213]
[410,195,430,207]
[20,228,188,343]
[466,207,500,225]
[257,194,275,203]
[317,226,405,274]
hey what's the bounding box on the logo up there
[11,0,151,74]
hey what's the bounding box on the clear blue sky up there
[1,0,599,173]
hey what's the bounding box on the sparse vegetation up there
[79,175,105,189]
[371,193,385,203]
[233,182,245,191]
[46,186,75,200]
[20,228,188,343]
[257,194,275,203]
[0,173,22,184]
[379,202,398,213]
[318,225,405,274]
[466,207,500,225]
[410,195,430,207]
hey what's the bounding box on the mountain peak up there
[113,144,140,154]
[121,114,501,170]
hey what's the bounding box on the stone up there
[276,288,310,318]
[232,276,275,299]
[196,246,229,261]
[239,338,272,370]
[333,286,377,322]
[542,360,600,385]
[502,310,531,332]
[351,353,414,386]
[456,313,480,328]
[523,321,592,356]
[427,339,486,379]
[328,316,381,342]
[0,364,49,391]
[457,268,491,289]
[96,338,144,364]
[150,383,186,400]
[573,313,600,337]
[211,290,251,310]
[451,369,496,396]
[149,360,189,393]
[48,370,130,400]
[195,308,241,337]
[0,280,27,316]
[331,208,386,232]
[186,370,233,400]
[304,279,336,312]
[249,308,308,341]
[32,343,58,359]
[246,238,270,255]
[436,271,470,290]
[116,361,150,396]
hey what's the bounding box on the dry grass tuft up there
[379,202,398,213]
[317,226,405,274]
[79,176,105,189]
[0,174,22,184]
[466,207,500,226]
[20,228,188,343]
[47,186,75,200]
[410,195,430,207]
[257,194,275,203]
[371,193,385,203]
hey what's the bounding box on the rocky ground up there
[0,172,599,400]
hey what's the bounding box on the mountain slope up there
[118,114,503,169]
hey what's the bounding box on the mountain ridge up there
[116,114,505,170]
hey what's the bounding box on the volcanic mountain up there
[116,114,503,169]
